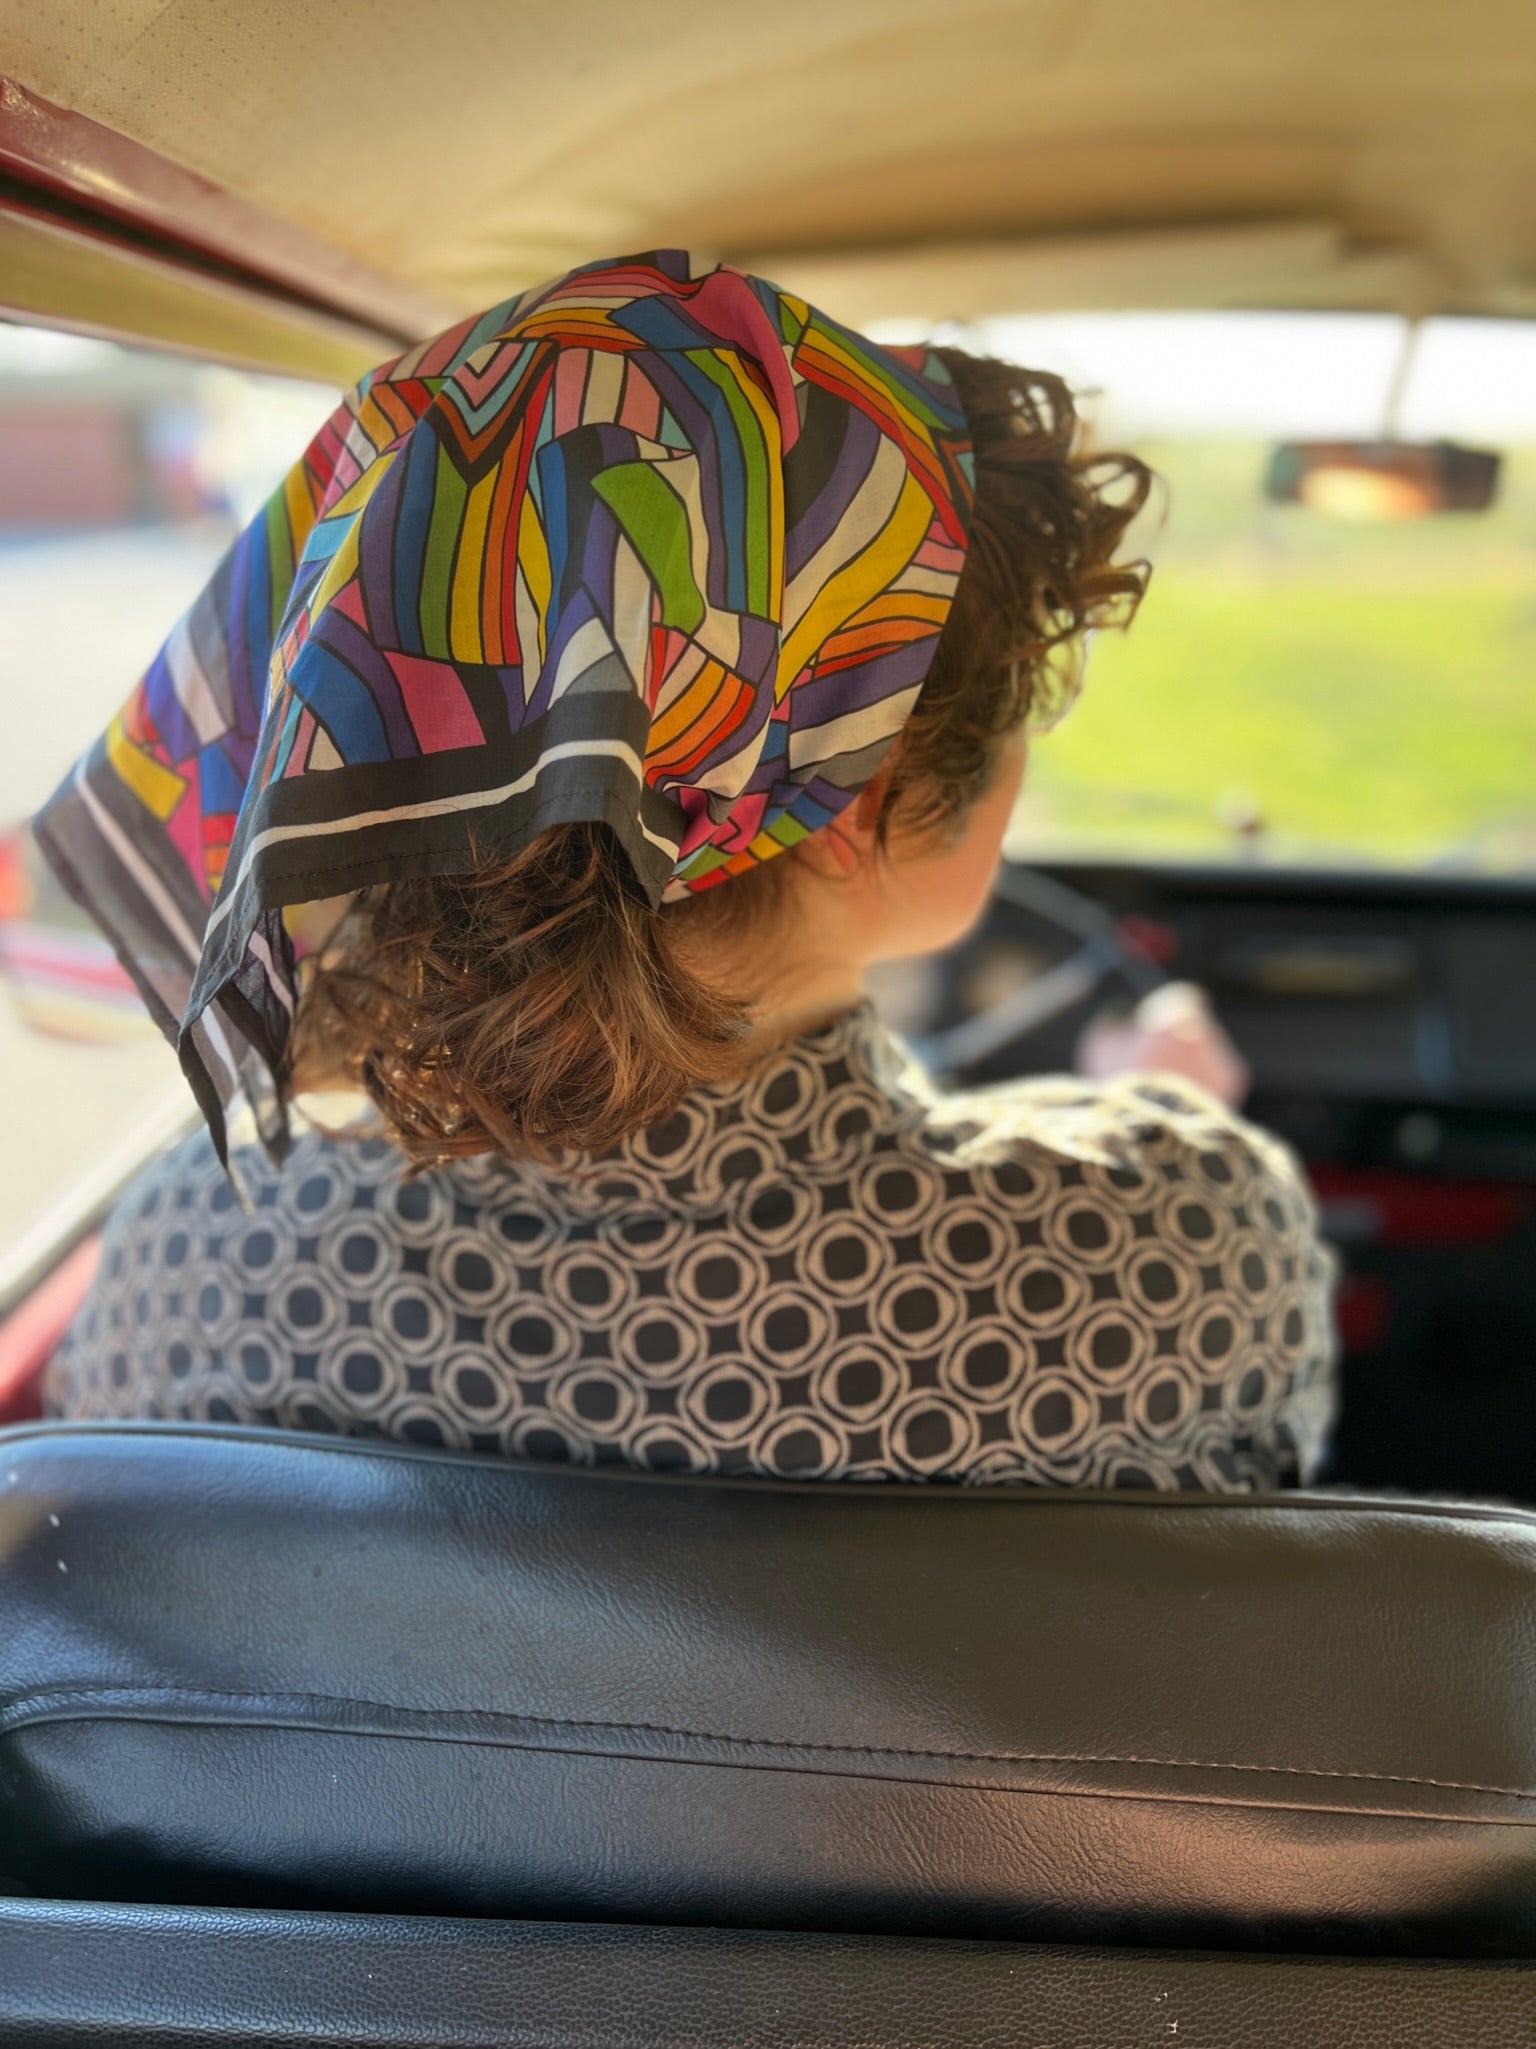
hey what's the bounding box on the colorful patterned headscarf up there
[36,251,974,1157]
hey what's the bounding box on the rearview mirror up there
[1264,440,1501,518]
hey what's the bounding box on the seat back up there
[2,1422,1534,1955]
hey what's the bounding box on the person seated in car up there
[40,251,1335,1487]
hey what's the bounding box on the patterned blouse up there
[48,1006,1337,1490]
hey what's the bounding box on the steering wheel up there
[913,866,1168,1082]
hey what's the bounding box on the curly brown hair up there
[290,350,1152,1164]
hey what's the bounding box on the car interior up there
[1,5,1534,2044]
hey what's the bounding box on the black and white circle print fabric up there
[48,1007,1337,1489]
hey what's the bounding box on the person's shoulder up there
[105,1122,407,1236]
[916,1067,1320,1235]
[106,1124,227,1224]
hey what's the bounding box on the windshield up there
[886,312,1536,876]
[2,309,1534,1262]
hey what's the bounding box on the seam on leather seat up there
[10,1425,1536,1528]
[5,1683,1535,1806]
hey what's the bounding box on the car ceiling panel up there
[4,0,1536,323]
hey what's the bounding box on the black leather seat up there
[2,1420,1534,2045]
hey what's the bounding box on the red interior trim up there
[1309,1164,1530,1246]
[0,1233,100,1424]
[0,185,404,375]
[0,74,451,346]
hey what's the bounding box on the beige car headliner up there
[5,0,1536,337]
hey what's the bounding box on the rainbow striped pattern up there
[36,251,973,1154]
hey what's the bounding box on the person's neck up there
[747,977,867,1054]
[736,868,878,1053]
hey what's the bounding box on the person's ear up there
[795,762,892,881]
[853,755,898,833]
[795,808,865,880]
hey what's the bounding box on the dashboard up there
[924,860,1536,1185]
[898,858,1536,1502]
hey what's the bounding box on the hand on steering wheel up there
[1077,981,1250,1109]
[914,866,1245,1108]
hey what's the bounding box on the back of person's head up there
[39,256,1155,1167]
[294,349,1152,1164]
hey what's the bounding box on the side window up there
[0,324,335,1263]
